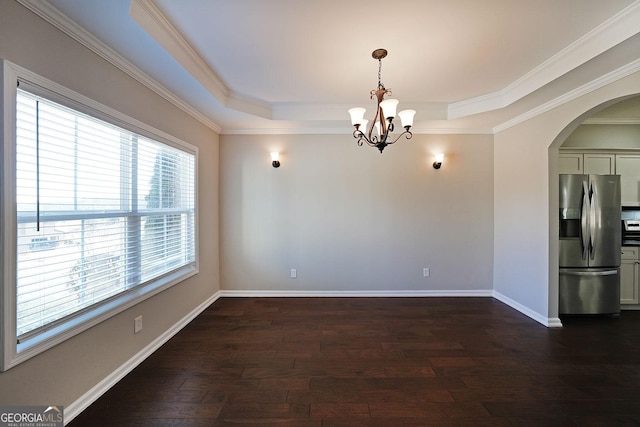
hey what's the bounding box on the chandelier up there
[348,49,416,153]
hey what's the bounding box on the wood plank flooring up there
[68,297,640,426]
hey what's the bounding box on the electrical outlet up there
[423,268,430,277]
[134,315,143,334]
[290,268,297,278]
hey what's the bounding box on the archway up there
[548,95,640,324]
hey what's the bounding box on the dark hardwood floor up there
[68,297,640,426]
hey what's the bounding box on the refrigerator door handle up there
[589,182,598,260]
[581,181,590,260]
[559,269,618,276]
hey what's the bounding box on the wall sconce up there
[433,153,444,169]
[270,152,281,168]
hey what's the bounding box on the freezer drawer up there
[559,268,620,315]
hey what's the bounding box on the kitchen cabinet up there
[585,154,615,175]
[558,153,583,174]
[615,155,640,206]
[621,246,639,305]
[558,153,615,175]
[558,151,640,205]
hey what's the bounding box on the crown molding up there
[130,0,227,101]
[221,126,493,136]
[223,53,640,136]
[16,0,222,133]
[222,127,358,136]
[15,0,640,136]
[449,0,640,119]
[130,0,229,107]
[493,58,640,133]
[272,102,449,122]
[129,0,640,123]
[130,0,275,120]
[582,118,640,125]
[225,90,273,120]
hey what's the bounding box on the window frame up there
[1,60,199,371]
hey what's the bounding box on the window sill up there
[6,264,197,371]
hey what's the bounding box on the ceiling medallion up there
[348,49,416,153]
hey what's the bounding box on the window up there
[1,62,198,370]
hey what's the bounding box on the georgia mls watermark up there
[0,406,63,427]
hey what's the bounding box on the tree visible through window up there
[144,151,183,278]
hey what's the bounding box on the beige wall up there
[220,134,494,293]
[0,0,220,408]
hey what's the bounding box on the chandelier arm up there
[386,129,413,145]
[352,129,364,146]
[353,129,380,148]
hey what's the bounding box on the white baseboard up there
[546,317,563,327]
[493,290,561,327]
[64,291,222,425]
[219,289,494,298]
[223,290,562,326]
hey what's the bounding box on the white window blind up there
[15,87,196,342]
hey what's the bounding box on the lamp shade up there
[398,109,416,128]
[348,107,366,126]
[379,98,399,119]
[270,152,279,162]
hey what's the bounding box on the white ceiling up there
[21,0,640,134]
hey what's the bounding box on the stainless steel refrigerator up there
[559,174,621,315]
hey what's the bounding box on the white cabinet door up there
[621,247,639,305]
[558,154,583,174]
[616,155,640,206]
[558,153,615,175]
[620,259,639,305]
[584,154,615,175]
